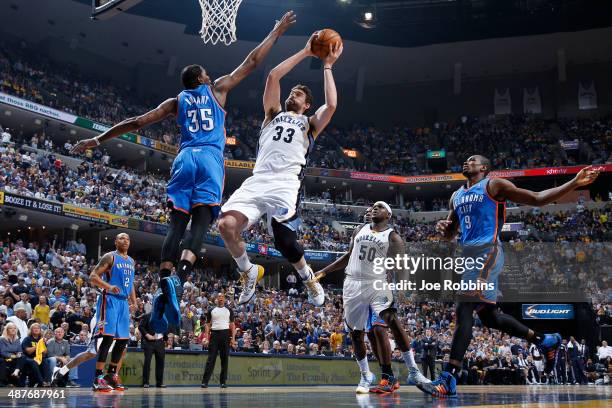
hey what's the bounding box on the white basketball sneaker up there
[303,267,325,306]
[408,366,431,386]
[237,264,265,305]
[356,371,375,394]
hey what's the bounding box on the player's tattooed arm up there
[89,252,120,294]
[309,42,342,138]
[213,11,297,106]
[315,225,361,280]
[436,192,459,240]
[488,165,601,206]
[71,98,177,154]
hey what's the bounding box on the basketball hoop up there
[198,0,243,46]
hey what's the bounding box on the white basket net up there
[198,0,244,45]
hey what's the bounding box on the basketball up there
[311,29,342,59]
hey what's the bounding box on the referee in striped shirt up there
[201,293,236,388]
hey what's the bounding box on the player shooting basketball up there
[218,32,342,306]
[70,11,297,332]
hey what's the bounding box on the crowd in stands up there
[1,127,610,254]
[2,40,611,177]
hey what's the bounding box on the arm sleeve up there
[228,308,235,322]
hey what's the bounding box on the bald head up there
[463,155,491,177]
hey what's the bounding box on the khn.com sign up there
[522,304,575,320]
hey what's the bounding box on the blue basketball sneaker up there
[416,371,457,398]
[539,333,562,374]
[161,276,182,327]
[150,289,169,334]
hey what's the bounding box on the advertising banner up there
[225,160,256,170]
[2,193,63,215]
[62,204,112,224]
[522,304,575,320]
[0,92,77,123]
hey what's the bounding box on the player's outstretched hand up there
[71,138,99,154]
[109,285,121,294]
[322,42,343,67]
[303,32,318,57]
[314,270,325,281]
[573,165,601,187]
[435,219,453,237]
[273,10,296,36]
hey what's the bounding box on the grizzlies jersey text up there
[253,112,314,178]
[176,84,226,152]
[106,251,135,298]
[453,178,505,246]
[346,224,393,281]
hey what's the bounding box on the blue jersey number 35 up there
[187,108,214,132]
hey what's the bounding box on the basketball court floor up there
[1,385,609,407]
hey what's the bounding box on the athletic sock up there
[95,369,103,377]
[296,264,312,281]
[381,364,393,377]
[59,365,70,376]
[107,364,117,375]
[356,357,370,373]
[160,268,171,279]
[177,259,193,282]
[233,252,253,273]
[402,349,417,369]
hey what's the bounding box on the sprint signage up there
[522,304,574,319]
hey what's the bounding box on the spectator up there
[330,326,343,352]
[0,322,26,386]
[6,305,28,339]
[46,327,78,387]
[1,128,11,144]
[15,293,32,320]
[32,296,50,326]
[21,323,50,386]
[597,341,612,364]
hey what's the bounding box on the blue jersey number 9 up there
[187,108,214,133]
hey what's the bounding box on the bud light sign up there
[522,304,574,319]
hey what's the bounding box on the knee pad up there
[271,219,304,263]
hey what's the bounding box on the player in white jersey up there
[219,33,343,305]
[315,202,430,393]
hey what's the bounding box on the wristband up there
[93,137,101,146]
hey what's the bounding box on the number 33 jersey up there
[253,111,314,179]
[346,224,394,281]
